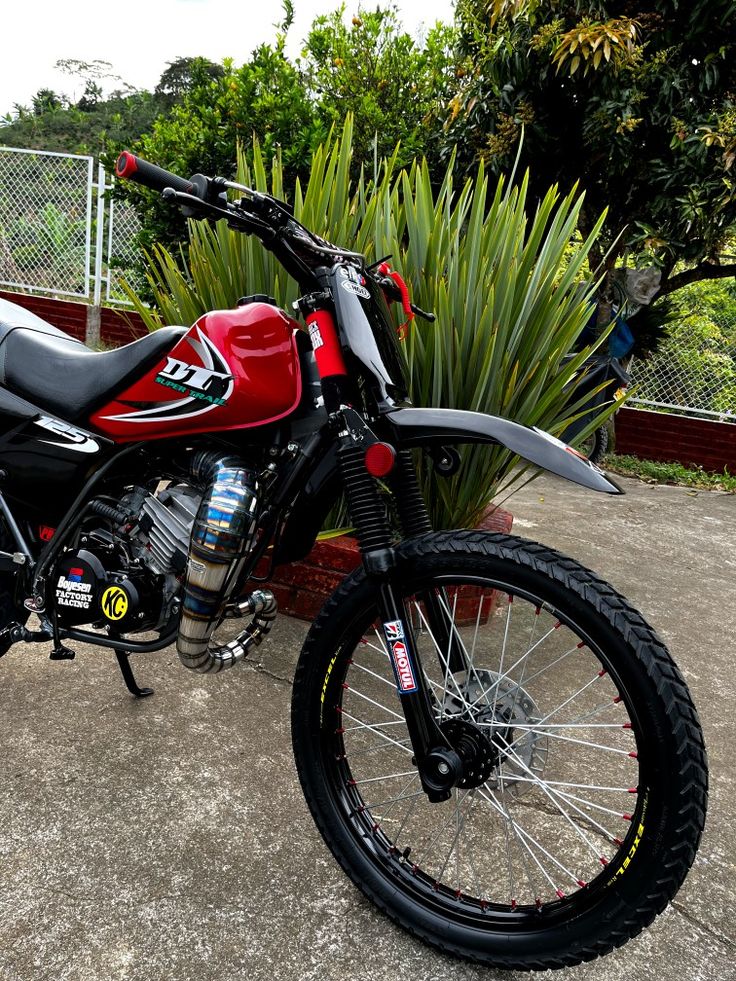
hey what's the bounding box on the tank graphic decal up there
[100,329,234,424]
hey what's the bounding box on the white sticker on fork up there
[382,620,418,693]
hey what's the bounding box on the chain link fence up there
[0,147,93,298]
[105,195,143,304]
[1,146,735,421]
[0,146,141,305]
[629,297,736,422]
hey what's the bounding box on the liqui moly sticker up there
[383,619,404,642]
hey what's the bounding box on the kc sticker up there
[389,639,418,694]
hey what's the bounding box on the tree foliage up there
[443,0,736,296]
[303,5,457,175]
[120,41,324,250]
[125,120,614,526]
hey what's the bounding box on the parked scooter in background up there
[562,313,633,463]
[564,266,668,463]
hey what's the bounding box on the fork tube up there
[389,450,468,674]
[337,440,450,799]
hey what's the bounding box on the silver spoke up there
[503,671,607,754]
[497,741,622,845]
[365,789,425,813]
[414,601,475,714]
[350,769,418,785]
[349,659,398,691]
[341,710,414,756]
[343,685,404,721]
[490,596,514,721]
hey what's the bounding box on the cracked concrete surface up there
[0,474,733,980]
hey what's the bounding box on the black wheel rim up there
[319,572,652,931]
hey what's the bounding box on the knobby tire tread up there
[291,531,707,971]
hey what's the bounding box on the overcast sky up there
[2,0,455,113]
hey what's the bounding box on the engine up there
[52,484,203,634]
[50,453,276,673]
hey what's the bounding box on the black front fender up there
[384,407,623,495]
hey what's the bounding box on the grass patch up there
[604,453,736,492]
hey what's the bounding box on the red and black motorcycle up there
[0,152,706,971]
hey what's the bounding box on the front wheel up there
[291,532,707,971]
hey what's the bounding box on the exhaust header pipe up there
[177,453,276,674]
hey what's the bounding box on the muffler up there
[177,453,277,674]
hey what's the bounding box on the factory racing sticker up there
[56,567,93,610]
[382,619,418,693]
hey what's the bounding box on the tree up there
[31,89,62,116]
[303,5,458,175]
[125,121,614,528]
[155,57,225,103]
[117,41,324,250]
[442,0,736,304]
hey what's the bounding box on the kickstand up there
[115,651,154,698]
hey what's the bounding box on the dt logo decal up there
[101,586,129,621]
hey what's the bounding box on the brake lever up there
[410,303,436,323]
[161,188,267,233]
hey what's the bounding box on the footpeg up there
[49,643,76,661]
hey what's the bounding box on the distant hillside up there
[0,91,166,158]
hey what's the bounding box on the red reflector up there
[365,442,396,477]
[39,525,55,542]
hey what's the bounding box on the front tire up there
[291,532,707,970]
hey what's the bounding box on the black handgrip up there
[115,151,195,196]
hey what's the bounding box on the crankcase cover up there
[54,550,107,626]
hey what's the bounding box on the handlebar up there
[114,149,370,290]
[115,151,195,197]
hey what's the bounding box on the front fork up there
[304,304,467,801]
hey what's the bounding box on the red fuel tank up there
[90,304,302,442]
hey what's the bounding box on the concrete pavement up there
[0,474,734,981]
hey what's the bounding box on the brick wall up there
[616,407,736,472]
[261,506,515,622]
[0,291,147,346]
[4,294,732,473]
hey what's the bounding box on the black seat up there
[0,306,185,422]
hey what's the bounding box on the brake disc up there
[441,669,549,798]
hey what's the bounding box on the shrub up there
[126,120,612,528]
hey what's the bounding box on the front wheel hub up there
[439,717,497,789]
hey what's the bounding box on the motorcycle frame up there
[0,172,623,796]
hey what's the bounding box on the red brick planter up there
[264,506,514,622]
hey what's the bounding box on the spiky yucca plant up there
[125,118,612,528]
